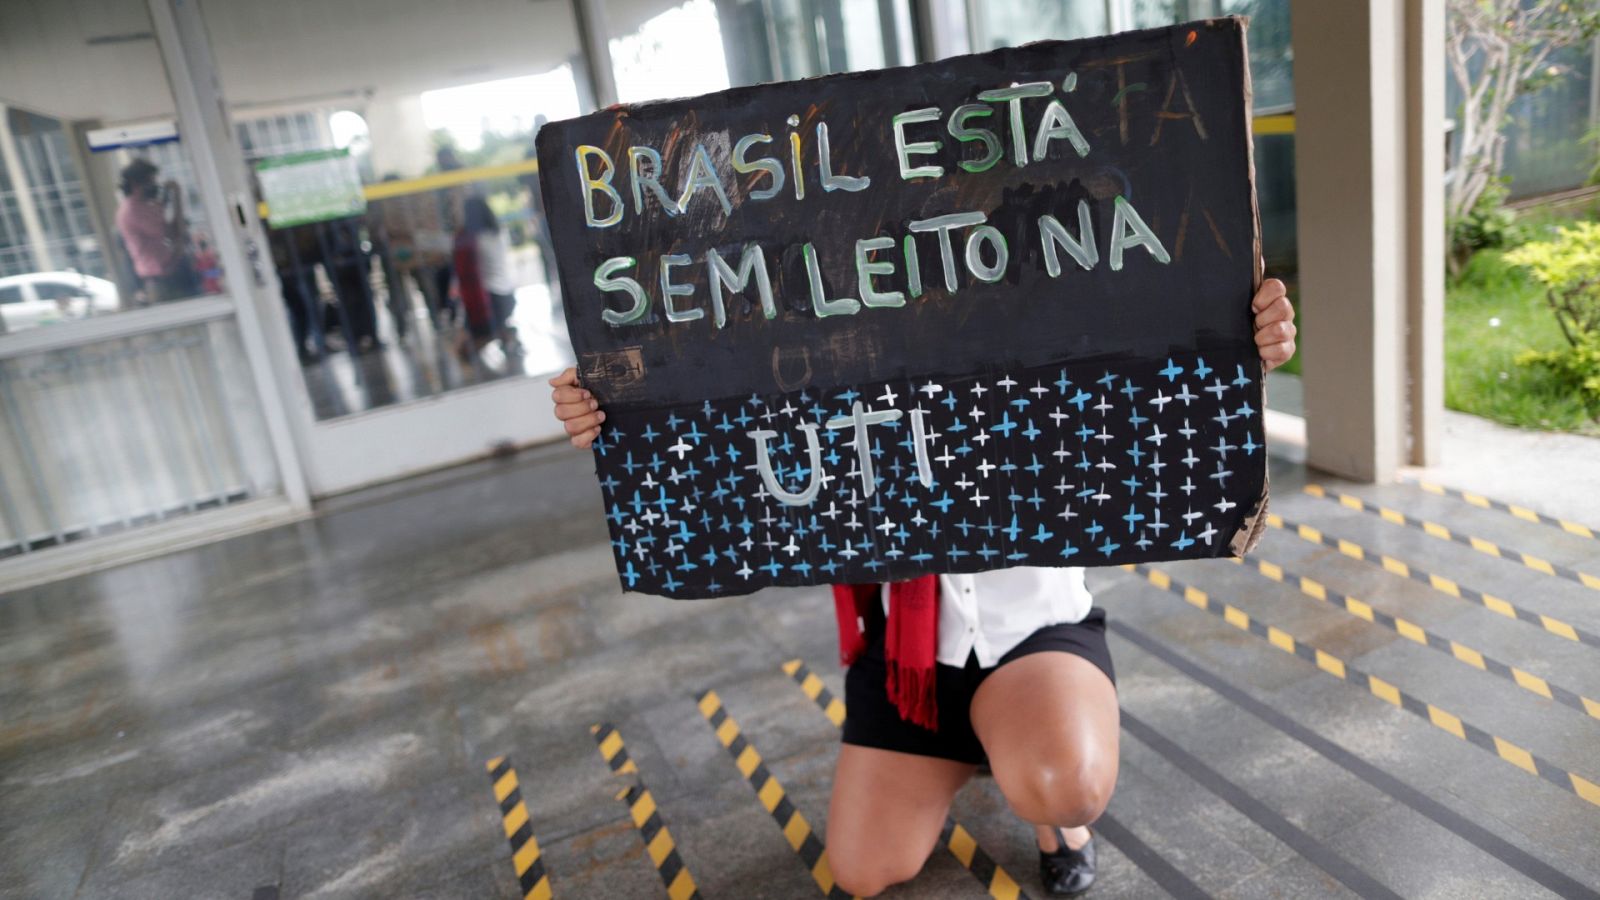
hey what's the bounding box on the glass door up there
[0,0,297,572]
[191,0,595,495]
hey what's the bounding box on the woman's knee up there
[997,755,1117,826]
[824,743,971,895]
[828,843,928,897]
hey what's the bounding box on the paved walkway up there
[3,427,1599,898]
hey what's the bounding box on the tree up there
[1446,0,1600,224]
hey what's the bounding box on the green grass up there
[1445,247,1600,435]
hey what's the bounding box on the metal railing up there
[0,318,279,558]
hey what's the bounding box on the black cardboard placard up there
[538,17,1266,598]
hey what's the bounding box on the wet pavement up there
[3,438,1598,898]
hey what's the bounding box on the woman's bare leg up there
[970,653,1119,843]
[825,744,976,897]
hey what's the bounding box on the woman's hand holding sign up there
[550,368,603,448]
[1253,277,1296,372]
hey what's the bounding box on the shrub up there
[1504,221,1600,411]
[1449,180,1525,277]
[1514,337,1600,407]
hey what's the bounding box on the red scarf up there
[451,228,493,328]
[832,576,940,730]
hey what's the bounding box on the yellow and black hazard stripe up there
[1266,513,1600,649]
[485,756,554,900]
[1304,484,1600,592]
[590,722,639,776]
[1123,565,1600,811]
[696,690,850,899]
[1224,556,1600,722]
[1403,478,1598,541]
[615,781,701,900]
[589,724,700,900]
[781,659,847,727]
[939,819,1027,900]
[780,659,1029,900]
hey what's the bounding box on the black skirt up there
[841,608,1115,765]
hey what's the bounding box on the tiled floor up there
[2,439,1598,898]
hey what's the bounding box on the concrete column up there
[572,0,620,108]
[0,105,57,273]
[912,0,970,60]
[362,93,434,181]
[1405,0,1446,465]
[1105,0,1128,34]
[1291,0,1409,483]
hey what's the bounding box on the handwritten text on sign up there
[538,19,1265,597]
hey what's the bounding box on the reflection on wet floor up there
[298,248,573,420]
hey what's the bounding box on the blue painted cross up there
[1122,503,1146,533]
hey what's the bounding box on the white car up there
[0,272,121,333]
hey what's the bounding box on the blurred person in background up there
[115,159,198,303]
[192,231,223,294]
[452,194,518,360]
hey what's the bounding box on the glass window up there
[608,0,916,104]
[33,280,89,301]
[611,0,732,103]
[1502,42,1595,198]
[200,0,593,420]
[0,2,230,335]
[1221,0,1296,270]
[968,1,1109,49]
[1223,0,1292,112]
[1,319,281,558]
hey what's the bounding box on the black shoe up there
[1039,827,1096,895]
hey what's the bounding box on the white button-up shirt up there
[935,567,1094,667]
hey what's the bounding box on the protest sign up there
[538,18,1266,598]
